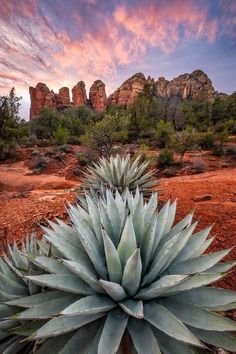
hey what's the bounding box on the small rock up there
[192,195,212,202]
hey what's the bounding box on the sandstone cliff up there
[72,81,87,107]
[89,80,107,113]
[29,70,220,119]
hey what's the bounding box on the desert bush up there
[33,154,48,171]
[76,150,98,166]
[212,144,225,157]
[198,130,216,149]
[224,145,236,156]
[192,160,206,174]
[53,126,69,146]
[157,149,174,168]
[155,120,174,148]
[172,129,198,163]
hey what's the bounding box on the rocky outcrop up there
[29,83,54,119]
[72,81,87,107]
[29,83,71,119]
[108,73,147,107]
[57,87,70,109]
[155,70,215,100]
[89,80,107,112]
[29,70,221,119]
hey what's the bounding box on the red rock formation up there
[29,70,220,119]
[89,80,107,112]
[108,73,147,107]
[29,83,52,119]
[72,81,87,107]
[155,70,215,100]
[29,84,70,119]
[57,87,70,109]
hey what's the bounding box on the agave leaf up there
[99,201,116,245]
[0,259,25,285]
[13,294,78,320]
[42,228,90,266]
[31,313,105,339]
[142,217,157,272]
[0,273,27,296]
[34,332,75,354]
[86,195,103,245]
[98,311,128,354]
[151,200,170,257]
[6,290,68,308]
[159,211,194,248]
[122,248,142,296]
[163,273,226,296]
[137,275,189,300]
[204,260,236,273]
[188,326,236,352]
[61,260,103,293]
[102,231,122,284]
[153,328,196,354]
[87,320,105,354]
[169,286,236,310]
[70,211,107,279]
[160,222,198,274]
[144,302,204,347]
[61,295,116,316]
[105,190,123,243]
[159,298,236,331]
[117,216,137,268]
[168,248,231,275]
[119,299,143,319]
[28,255,71,274]
[142,232,181,286]
[128,318,161,354]
[163,200,177,235]
[0,319,20,330]
[25,274,95,295]
[59,321,101,354]
[99,280,127,302]
[173,226,213,264]
[0,304,16,318]
[190,236,215,259]
[0,336,24,354]
[10,320,47,336]
[0,289,20,302]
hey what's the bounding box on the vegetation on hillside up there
[0,87,236,161]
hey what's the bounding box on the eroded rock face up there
[108,73,147,107]
[155,70,215,100]
[72,81,87,107]
[58,87,70,109]
[29,83,52,119]
[29,84,70,119]
[89,80,107,112]
[29,70,221,119]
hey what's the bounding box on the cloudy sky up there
[0,0,235,120]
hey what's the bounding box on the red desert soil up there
[0,159,235,298]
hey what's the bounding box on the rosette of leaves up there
[0,235,55,353]
[82,155,158,196]
[3,190,236,353]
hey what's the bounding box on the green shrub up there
[76,150,98,166]
[157,149,174,168]
[212,144,225,157]
[53,126,69,146]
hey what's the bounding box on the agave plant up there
[3,190,235,353]
[0,235,53,353]
[82,154,158,196]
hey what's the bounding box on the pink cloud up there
[0,0,235,118]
